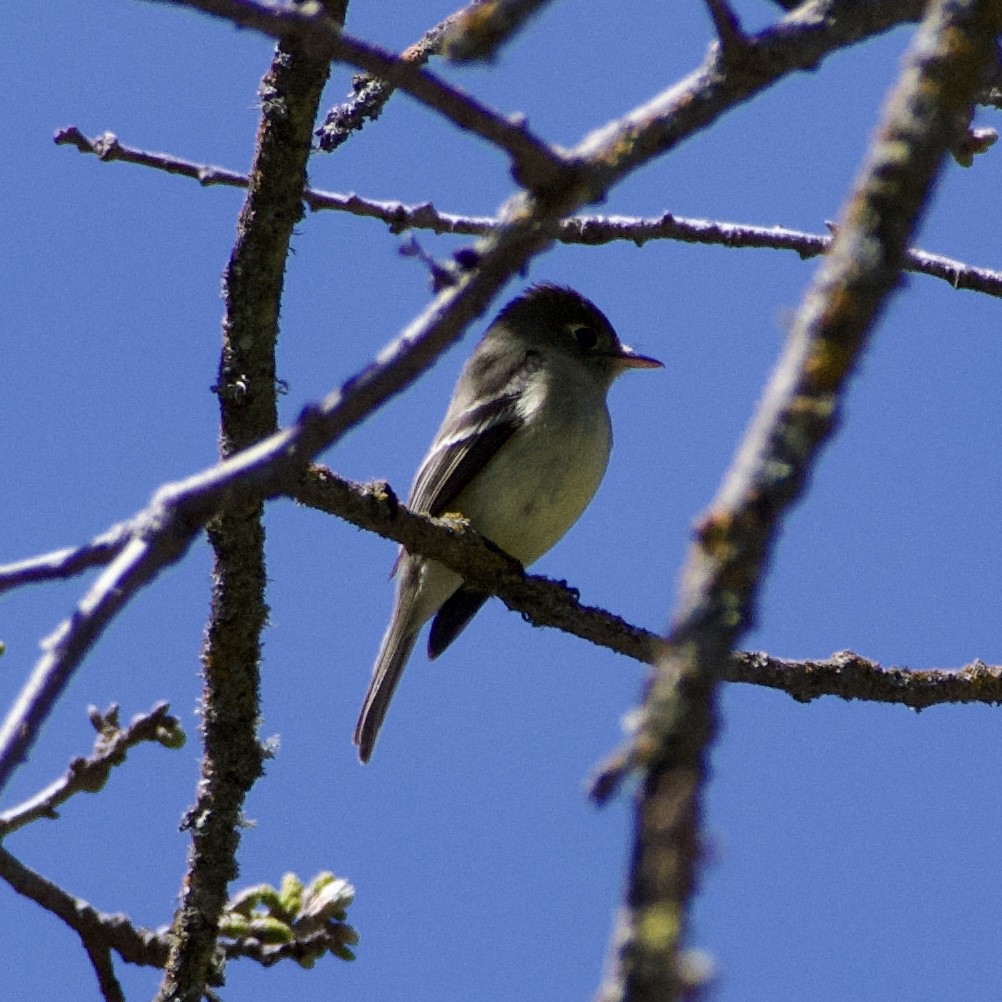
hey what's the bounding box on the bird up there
[354,283,662,761]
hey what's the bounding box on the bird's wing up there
[410,396,520,516]
[427,587,489,659]
[410,350,538,516]
[403,354,536,655]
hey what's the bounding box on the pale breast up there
[451,363,613,566]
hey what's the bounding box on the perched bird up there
[354,283,662,761]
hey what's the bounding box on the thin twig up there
[0,702,182,838]
[222,929,351,967]
[53,127,250,189]
[559,213,1002,297]
[54,129,1002,299]
[0,521,133,594]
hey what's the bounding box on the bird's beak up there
[614,344,663,370]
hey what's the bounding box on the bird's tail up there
[354,615,419,763]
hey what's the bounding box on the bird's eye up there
[570,324,599,350]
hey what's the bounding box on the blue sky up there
[3,2,1002,1000]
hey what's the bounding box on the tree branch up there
[147,0,933,199]
[55,129,1002,300]
[5,462,998,726]
[82,940,127,1002]
[702,0,749,66]
[0,534,194,794]
[0,703,183,838]
[294,468,1002,709]
[569,0,926,187]
[154,7,345,999]
[0,845,355,989]
[293,466,659,661]
[0,845,170,982]
[598,2,1002,1000]
[555,213,1002,298]
[727,650,1002,708]
[0,521,134,594]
